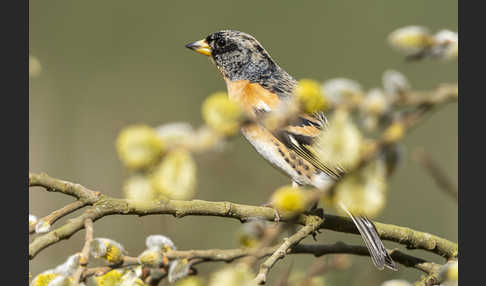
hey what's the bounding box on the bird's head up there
[185,30,276,82]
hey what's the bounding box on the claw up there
[262,203,281,223]
[304,207,325,219]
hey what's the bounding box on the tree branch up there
[79,242,440,282]
[255,215,324,284]
[29,200,87,234]
[72,218,93,284]
[28,173,457,261]
[29,172,100,202]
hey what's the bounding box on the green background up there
[29,1,457,285]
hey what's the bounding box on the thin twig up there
[242,224,282,267]
[72,218,93,284]
[164,242,440,275]
[29,172,100,202]
[414,148,458,202]
[78,241,439,283]
[254,215,323,284]
[81,256,139,280]
[29,200,87,234]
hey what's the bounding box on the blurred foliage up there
[29,1,457,285]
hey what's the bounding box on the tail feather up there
[340,204,397,271]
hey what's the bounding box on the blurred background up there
[29,0,457,285]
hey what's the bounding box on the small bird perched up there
[186,30,397,271]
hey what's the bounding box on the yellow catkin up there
[202,92,244,136]
[295,79,328,113]
[271,186,308,214]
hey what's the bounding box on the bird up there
[185,30,397,271]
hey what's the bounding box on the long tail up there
[340,203,397,271]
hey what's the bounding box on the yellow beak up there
[185,39,212,56]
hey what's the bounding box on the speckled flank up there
[241,123,332,188]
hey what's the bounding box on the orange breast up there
[225,79,281,119]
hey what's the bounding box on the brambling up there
[186,30,397,271]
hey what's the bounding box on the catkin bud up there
[296,79,329,113]
[90,238,127,264]
[123,175,159,206]
[168,259,192,283]
[431,30,458,60]
[156,122,195,148]
[382,122,405,143]
[35,219,51,234]
[334,159,387,218]
[312,108,363,171]
[30,272,73,286]
[238,217,269,248]
[202,92,244,136]
[93,269,124,286]
[151,149,197,200]
[321,78,364,107]
[381,280,412,286]
[208,263,257,286]
[173,277,204,286]
[29,214,38,228]
[145,234,176,251]
[388,26,434,55]
[53,253,81,276]
[116,125,164,169]
[382,70,410,100]
[361,89,390,116]
[438,261,458,286]
[271,185,309,215]
[138,248,164,268]
[119,268,147,286]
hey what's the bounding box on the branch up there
[319,215,458,259]
[81,256,140,280]
[255,215,323,284]
[72,218,93,284]
[29,172,100,202]
[28,173,457,261]
[79,242,439,283]
[29,200,86,234]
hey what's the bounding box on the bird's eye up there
[216,38,226,47]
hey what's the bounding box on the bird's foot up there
[261,202,281,223]
[304,205,324,241]
[304,206,325,219]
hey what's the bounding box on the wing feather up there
[340,203,398,271]
[275,112,343,180]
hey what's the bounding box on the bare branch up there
[255,215,324,284]
[29,172,100,202]
[29,200,87,234]
[28,173,458,261]
[166,242,440,275]
[72,218,93,284]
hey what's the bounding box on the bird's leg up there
[292,181,324,240]
[261,202,281,223]
[258,181,302,223]
[306,201,325,218]
[305,200,325,241]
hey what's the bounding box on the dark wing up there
[274,112,344,180]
